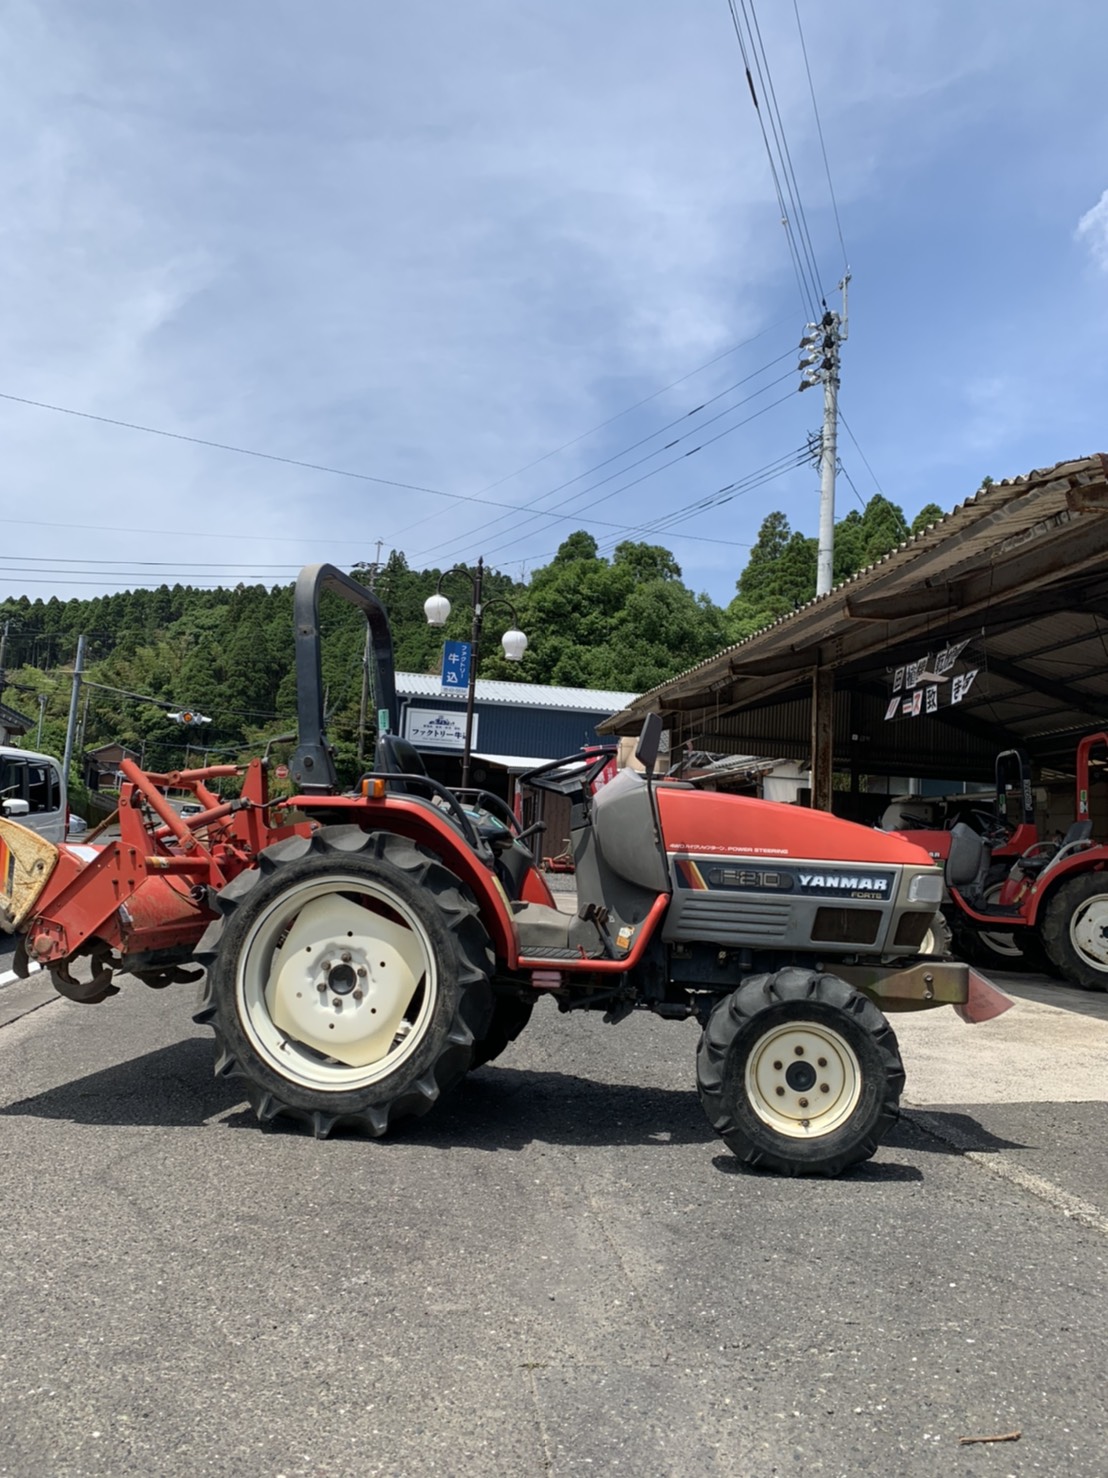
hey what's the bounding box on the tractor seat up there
[1016,819,1093,879]
[375,735,428,783]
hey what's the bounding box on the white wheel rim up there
[1069,894,1108,973]
[745,1019,862,1139]
[236,873,438,1092]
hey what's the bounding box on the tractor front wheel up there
[194,827,494,1135]
[696,968,905,1177]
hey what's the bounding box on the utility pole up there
[357,540,385,767]
[799,275,849,598]
[0,619,9,709]
[77,687,91,757]
[61,635,86,803]
[35,693,47,749]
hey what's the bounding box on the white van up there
[0,745,67,844]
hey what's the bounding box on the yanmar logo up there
[799,873,890,892]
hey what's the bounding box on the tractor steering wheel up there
[518,747,614,797]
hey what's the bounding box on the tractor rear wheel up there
[470,995,534,1068]
[1040,874,1108,992]
[194,827,494,1135]
[696,968,905,1177]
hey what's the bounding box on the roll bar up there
[994,749,1034,828]
[288,564,398,794]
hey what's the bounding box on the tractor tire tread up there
[1040,873,1108,992]
[696,968,904,1177]
[193,826,495,1134]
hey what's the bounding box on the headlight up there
[907,872,944,905]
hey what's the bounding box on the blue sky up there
[1,1,1106,606]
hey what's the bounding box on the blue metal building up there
[397,673,638,794]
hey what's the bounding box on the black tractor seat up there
[1014,820,1093,880]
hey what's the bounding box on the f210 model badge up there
[702,867,894,898]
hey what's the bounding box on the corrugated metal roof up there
[470,751,550,771]
[399,671,638,713]
[605,455,1108,720]
[0,701,32,732]
[599,452,1108,780]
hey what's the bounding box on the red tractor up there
[947,732,1108,991]
[884,749,1046,971]
[0,565,981,1176]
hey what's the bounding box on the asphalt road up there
[0,959,1105,1478]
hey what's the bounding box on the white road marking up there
[908,1108,1108,1239]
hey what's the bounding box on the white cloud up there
[0,2,1105,605]
[1076,190,1108,271]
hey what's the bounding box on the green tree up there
[910,502,945,536]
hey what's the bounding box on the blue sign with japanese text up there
[441,640,472,691]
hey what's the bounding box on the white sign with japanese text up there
[404,709,477,750]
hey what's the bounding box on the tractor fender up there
[1022,850,1108,927]
[292,796,520,965]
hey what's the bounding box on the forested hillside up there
[0,494,943,782]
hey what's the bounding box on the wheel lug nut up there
[773,1060,783,1071]
[798,1097,809,1108]
[817,1057,827,1067]
[820,1083,830,1094]
[775,1086,785,1097]
[316,981,327,993]
[794,1045,805,1056]
[353,989,363,1001]
[357,966,367,978]
[342,952,352,963]
[333,999,343,1010]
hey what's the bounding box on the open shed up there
[601,454,1108,811]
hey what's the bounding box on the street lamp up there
[424,556,527,789]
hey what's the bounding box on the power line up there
[0,382,797,558]
[82,679,286,722]
[4,391,728,539]
[434,388,798,566]
[792,0,849,272]
[836,459,869,512]
[0,574,298,590]
[726,0,821,318]
[0,391,450,498]
[594,447,812,555]
[393,347,796,553]
[412,359,797,566]
[0,322,794,552]
[434,313,798,504]
[511,450,809,572]
[838,407,883,494]
[0,555,304,570]
[744,0,825,306]
[0,514,364,547]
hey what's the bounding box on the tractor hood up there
[657,786,936,868]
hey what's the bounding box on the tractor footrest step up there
[520,945,599,957]
[975,903,1023,918]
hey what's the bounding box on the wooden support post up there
[810,666,834,812]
